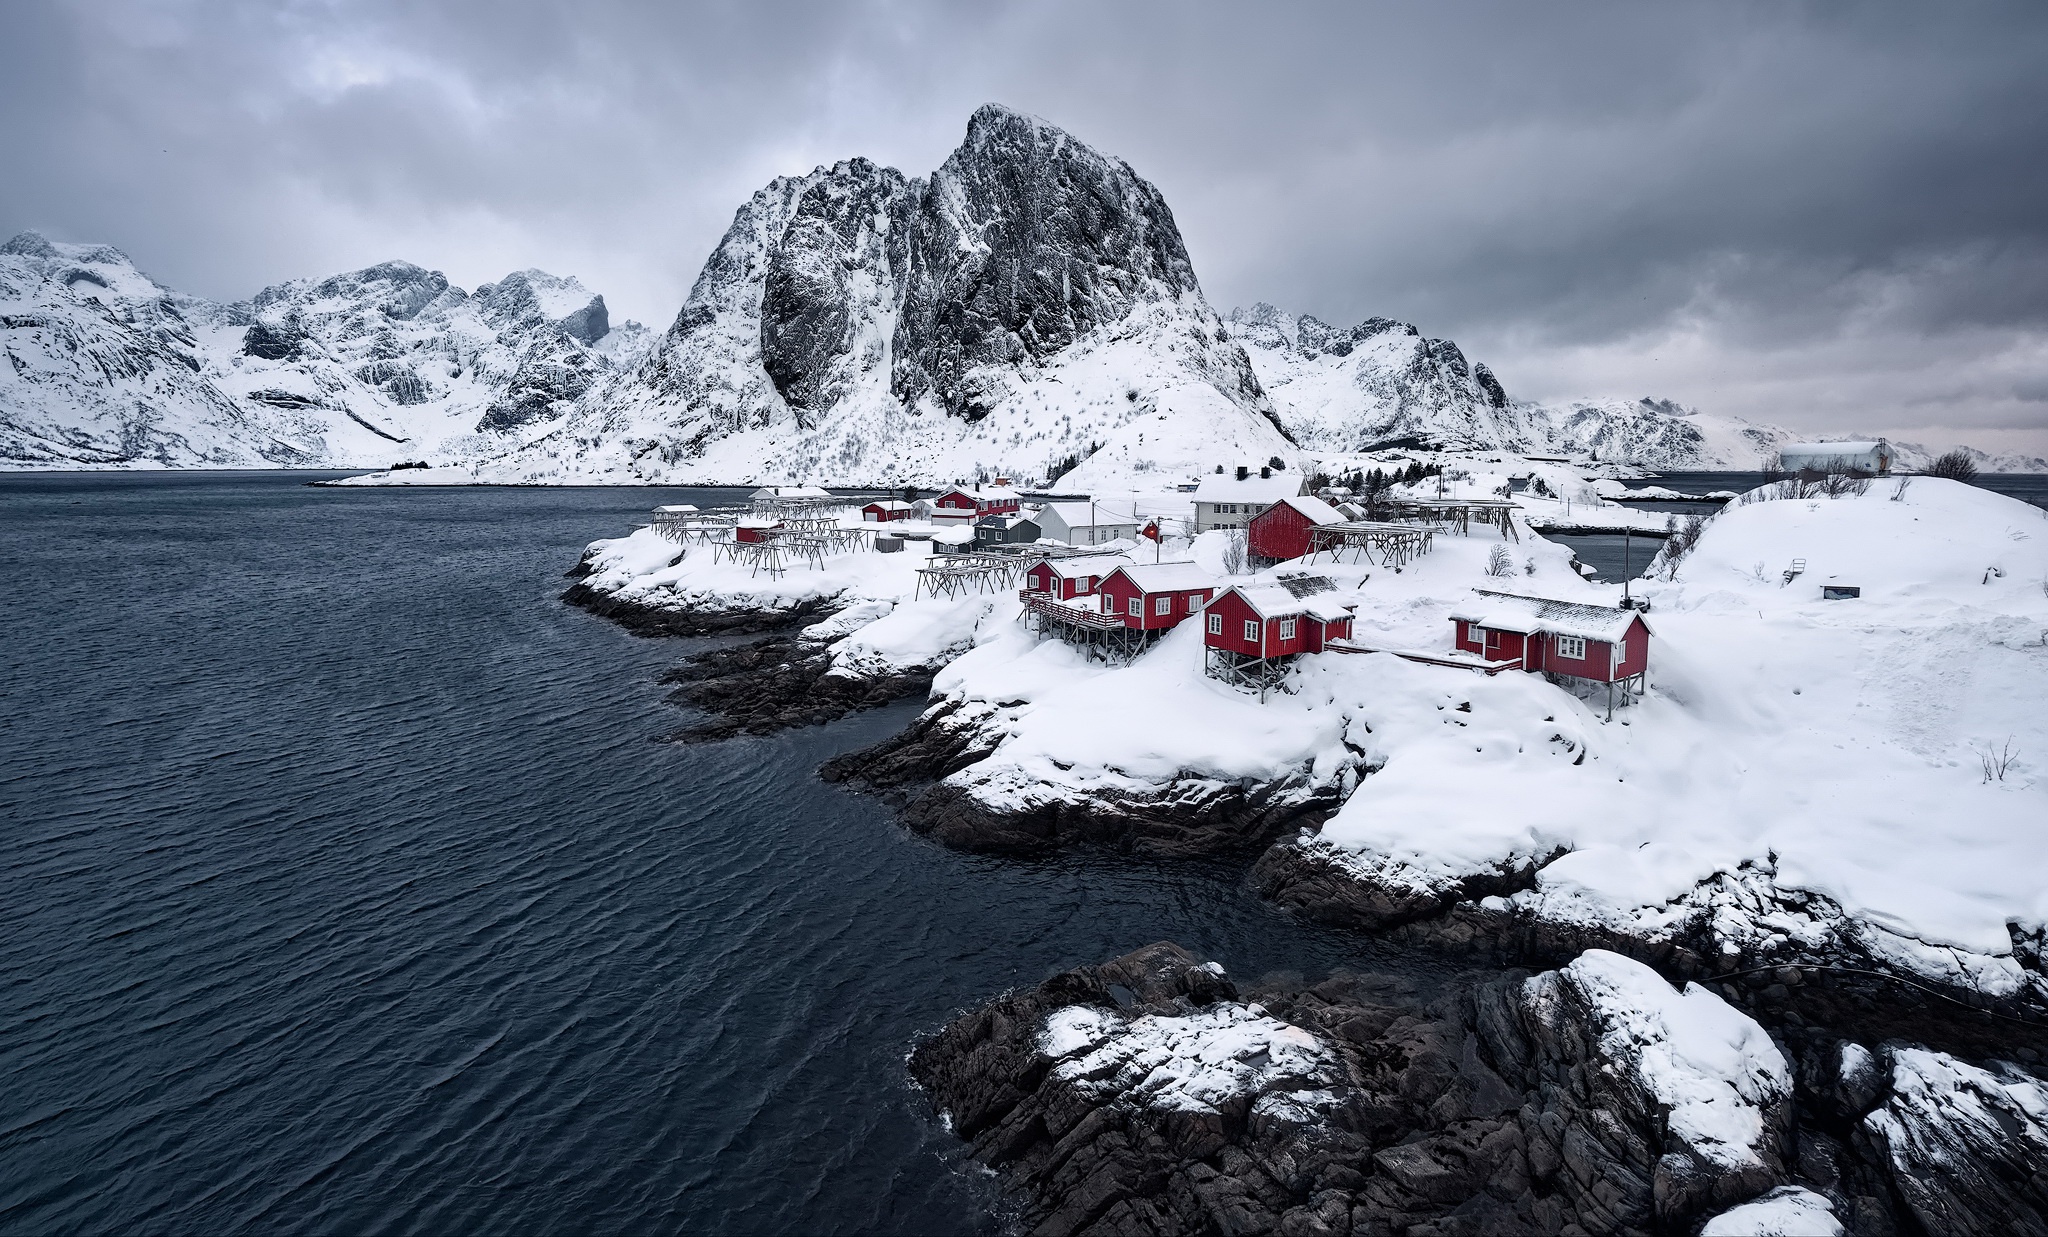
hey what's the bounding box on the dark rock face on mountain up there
[888,105,1234,421]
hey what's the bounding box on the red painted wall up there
[1204,592,1344,656]
[1248,503,1317,561]
[1100,572,1210,631]
[1024,564,1107,600]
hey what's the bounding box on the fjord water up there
[0,473,1441,1236]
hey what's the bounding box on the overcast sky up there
[6,1,2046,452]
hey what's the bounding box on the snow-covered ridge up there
[0,230,649,469]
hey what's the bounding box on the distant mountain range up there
[5,107,2041,479]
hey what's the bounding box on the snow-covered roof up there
[1193,471,1306,504]
[652,504,698,513]
[1033,553,1131,580]
[751,485,833,498]
[1269,494,1346,526]
[1221,583,1354,622]
[1449,590,1649,642]
[1108,561,1217,593]
[736,515,783,529]
[1043,500,1141,527]
[1780,441,1884,456]
[977,513,1038,528]
[862,499,911,511]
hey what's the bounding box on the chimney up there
[1236,466,1249,481]
[1260,466,1271,479]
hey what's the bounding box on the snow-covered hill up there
[452,104,1296,488]
[0,231,650,469]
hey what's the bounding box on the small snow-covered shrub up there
[1891,477,1913,501]
[1927,449,1979,482]
[1222,530,1248,575]
[1485,544,1514,577]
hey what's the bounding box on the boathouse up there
[1098,562,1218,631]
[1449,590,1650,713]
[861,500,913,523]
[1247,494,1347,564]
[1037,500,1142,547]
[734,516,784,544]
[1021,553,1130,601]
[974,513,1042,547]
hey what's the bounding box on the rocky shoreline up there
[655,633,934,743]
[912,941,2048,1236]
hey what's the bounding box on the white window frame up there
[1155,595,1171,615]
[1278,617,1296,640]
[1128,597,1142,617]
[1555,634,1586,660]
[1207,613,1222,635]
[1244,619,1260,641]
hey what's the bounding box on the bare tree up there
[1221,530,1248,575]
[1890,477,1913,501]
[1485,544,1513,577]
[1927,449,1980,483]
[1980,737,2019,783]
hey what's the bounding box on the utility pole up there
[1621,526,1633,608]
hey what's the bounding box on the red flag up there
[1140,520,1160,541]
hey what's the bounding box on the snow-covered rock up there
[1862,1046,2048,1232]
[1699,1186,1844,1236]
[457,105,1298,488]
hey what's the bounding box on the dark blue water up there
[0,472,1443,1236]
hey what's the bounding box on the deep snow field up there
[579,477,2048,998]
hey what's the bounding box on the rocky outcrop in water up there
[914,941,2048,1237]
[559,578,842,639]
[655,633,934,743]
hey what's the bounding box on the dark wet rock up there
[1858,1045,2048,1235]
[822,704,1338,857]
[912,942,1810,1237]
[654,634,932,742]
[559,579,840,638]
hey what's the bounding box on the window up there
[1555,634,1586,660]
[1155,596,1171,615]
[1244,620,1261,641]
[1128,597,1142,617]
[1207,613,1222,635]
[1279,618,1296,640]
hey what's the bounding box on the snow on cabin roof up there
[1223,583,1354,622]
[1780,440,1884,455]
[1043,500,1141,527]
[1033,553,1131,579]
[1109,561,1217,593]
[1271,494,1346,526]
[863,499,911,510]
[1450,590,1650,642]
[736,515,783,528]
[652,504,699,513]
[752,485,833,498]
[1273,571,1337,598]
[1193,471,1306,504]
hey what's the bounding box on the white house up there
[1193,466,1310,533]
[1777,440,1893,476]
[1038,499,1143,546]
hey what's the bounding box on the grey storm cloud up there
[5,0,2046,450]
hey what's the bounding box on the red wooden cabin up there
[1204,584,1355,658]
[1246,495,1346,563]
[734,518,783,544]
[1021,553,1131,601]
[1448,590,1650,684]
[1097,562,1217,631]
[933,484,1023,520]
[861,500,912,522]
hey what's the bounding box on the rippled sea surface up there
[0,472,1445,1236]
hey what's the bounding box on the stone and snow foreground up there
[577,477,2048,1230]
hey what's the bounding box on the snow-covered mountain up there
[471,104,1296,488]
[0,231,650,468]
[1229,302,1794,469]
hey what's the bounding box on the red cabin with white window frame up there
[1096,562,1218,631]
[1246,495,1347,563]
[861,500,913,523]
[933,483,1023,520]
[1448,590,1650,684]
[1021,553,1131,601]
[1204,583,1355,658]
